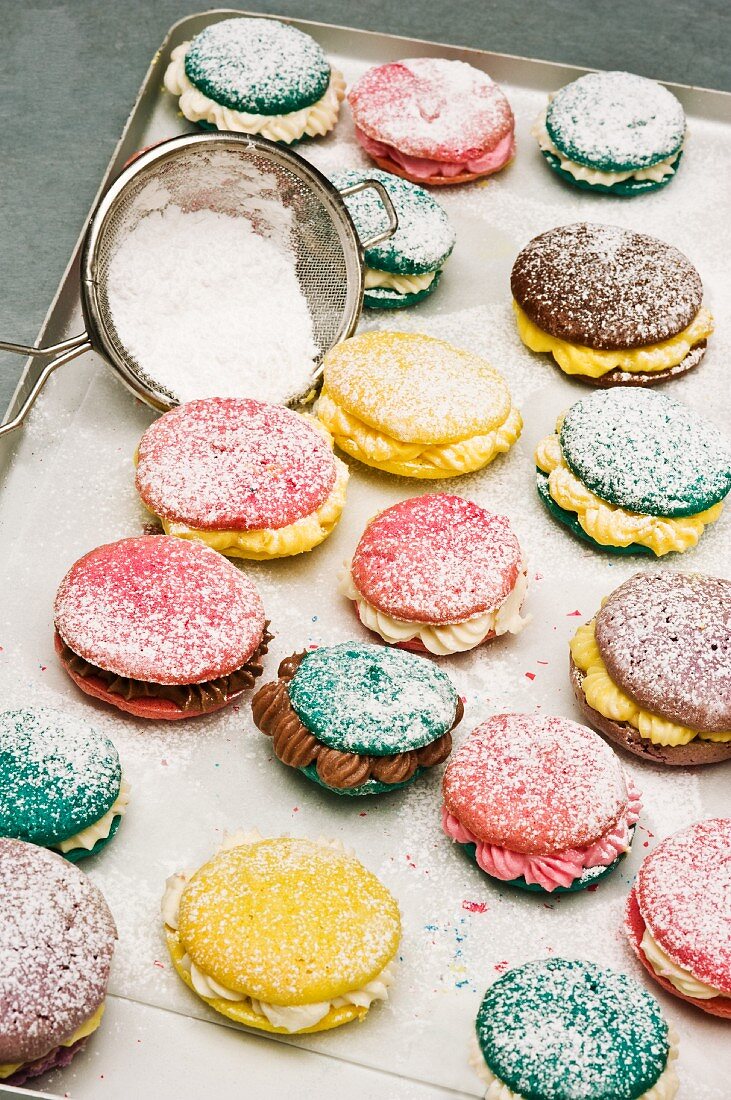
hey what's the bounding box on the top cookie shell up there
[443,714,630,853]
[322,332,512,444]
[559,389,731,516]
[476,959,670,1100]
[332,169,456,275]
[0,708,122,848]
[546,71,685,171]
[351,495,522,624]
[596,572,731,731]
[136,399,337,531]
[287,642,459,754]
[183,18,331,114]
[635,818,731,994]
[54,536,266,684]
[0,839,116,1063]
[348,58,514,162]
[511,224,703,349]
[178,837,400,1002]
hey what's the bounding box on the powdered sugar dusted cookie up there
[162,833,400,1032]
[442,714,642,893]
[318,332,522,478]
[470,959,679,1099]
[0,708,129,861]
[342,494,528,655]
[533,71,686,195]
[163,17,345,142]
[135,399,348,559]
[332,169,455,309]
[512,224,713,385]
[535,389,731,555]
[54,536,271,720]
[0,839,116,1086]
[570,572,731,765]
[348,58,515,185]
[626,818,731,1018]
[252,643,461,795]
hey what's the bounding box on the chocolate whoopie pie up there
[511,223,713,386]
[570,572,731,765]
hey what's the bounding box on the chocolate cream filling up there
[57,626,272,713]
[252,651,462,788]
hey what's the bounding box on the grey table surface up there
[1,0,729,415]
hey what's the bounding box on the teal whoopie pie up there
[0,708,130,862]
[163,17,344,142]
[252,643,462,795]
[535,388,731,556]
[332,169,456,310]
[533,71,686,196]
[471,959,678,1100]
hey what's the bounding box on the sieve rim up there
[79,131,368,411]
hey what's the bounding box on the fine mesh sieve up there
[0,132,397,438]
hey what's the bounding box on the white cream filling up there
[532,109,681,184]
[364,269,437,295]
[55,778,131,854]
[641,928,725,999]
[469,1030,680,1100]
[161,830,390,1032]
[164,43,345,142]
[340,563,529,655]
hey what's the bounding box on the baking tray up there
[1,10,729,1100]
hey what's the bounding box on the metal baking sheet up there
[1,10,729,1100]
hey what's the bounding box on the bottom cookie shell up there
[368,152,489,186]
[625,887,731,1019]
[536,471,655,556]
[5,1036,89,1086]
[575,342,707,388]
[364,273,441,311]
[540,148,682,196]
[61,815,122,863]
[569,658,731,766]
[300,762,424,796]
[461,839,629,894]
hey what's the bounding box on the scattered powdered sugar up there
[596,571,731,731]
[106,206,318,405]
[546,71,686,170]
[135,398,336,530]
[443,714,629,853]
[348,58,514,161]
[510,223,702,349]
[184,17,331,114]
[560,389,731,515]
[636,818,731,993]
[351,494,521,623]
[0,839,116,1063]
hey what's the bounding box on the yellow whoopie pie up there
[317,331,522,478]
[162,834,401,1034]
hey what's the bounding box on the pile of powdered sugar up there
[106,205,318,404]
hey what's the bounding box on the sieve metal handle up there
[0,333,92,438]
[339,180,399,249]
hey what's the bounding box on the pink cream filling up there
[355,127,515,180]
[441,779,642,891]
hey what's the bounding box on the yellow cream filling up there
[536,433,723,555]
[318,391,522,478]
[570,619,731,746]
[514,301,713,379]
[364,269,436,294]
[0,1002,105,1079]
